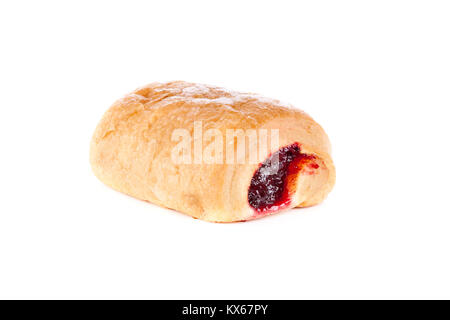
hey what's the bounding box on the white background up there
[0,0,449,299]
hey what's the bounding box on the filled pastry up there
[90,81,335,222]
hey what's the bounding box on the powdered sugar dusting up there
[182,83,211,95]
[151,82,295,109]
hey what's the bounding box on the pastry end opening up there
[248,143,319,215]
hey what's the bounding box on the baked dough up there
[90,81,335,222]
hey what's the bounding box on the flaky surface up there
[90,81,335,222]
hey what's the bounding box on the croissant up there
[90,81,335,222]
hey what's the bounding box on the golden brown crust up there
[90,81,335,222]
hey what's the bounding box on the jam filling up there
[248,143,317,214]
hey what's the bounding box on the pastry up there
[90,81,335,222]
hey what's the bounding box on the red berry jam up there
[248,143,318,214]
